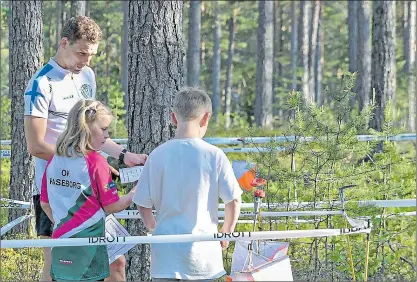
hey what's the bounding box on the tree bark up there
[122,0,129,114]
[85,0,90,17]
[211,1,221,125]
[103,0,110,106]
[55,0,62,50]
[224,2,237,129]
[8,0,43,234]
[309,1,320,103]
[348,0,358,74]
[300,0,310,102]
[370,1,396,131]
[187,0,201,86]
[70,0,86,18]
[255,0,274,127]
[126,1,184,280]
[405,1,416,131]
[290,1,298,91]
[315,1,324,105]
[272,0,283,117]
[357,0,372,112]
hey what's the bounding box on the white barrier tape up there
[113,210,344,219]
[1,227,371,249]
[0,198,31,209]
[220,199,416,209]
[0,214,33,236]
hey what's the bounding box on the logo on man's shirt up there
[80,84,92,99]
[104,181,116,191]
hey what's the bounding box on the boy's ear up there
[200,112,211,127]
[170,112,178,126]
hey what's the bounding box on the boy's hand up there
[220,240,229,250]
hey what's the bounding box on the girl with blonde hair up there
[40,99,135,281]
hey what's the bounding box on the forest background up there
[0,1,416,281]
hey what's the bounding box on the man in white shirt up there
[24,16,146,282]
[133,88,242,281]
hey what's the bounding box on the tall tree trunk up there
[370,1,396,131]
[348,1,358,74]
[85,0,90,17]
[55,0,62,50]
[122,0,129,113]
[200,1,205,66]
[273,1,283,117]
[405,1,416,131]
[404,1,410,67]
[61,1,67,31]
[8,0,43,234]
[46,1,53,61]
[211,1,221,125]
[255,0,274,127]
[126,1,184,280]
[315,1,324,105]
[103,0,110,106]
[300,0,311,102]
[357,0,372,112]
[290,1,298,91]
[224,2,237,129]
[70,0,86,17]
[187,0,201,86]
[309,1,320,102]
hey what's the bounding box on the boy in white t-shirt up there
[133,88,242,281]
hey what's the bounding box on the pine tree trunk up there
[122,0,129,114]
[290,1,298,91]
[255,0,274,127]
[309,1,320,102]
[315,1,324,105]
[405,1,416,131]
[85,0,90,17]
[300,0,310,102]
[348,0,358,74]
[211,1,221,124]
[103,0,110,106]
[55,0,62,50]
[8,0,43,234]
[224,2,237,129]
[187,0,201,86]
[70,0,86,17]
[404,1,410,68]
[126,1,184,280]
[370,1,396,131]
[272,1,282,117]
[45,1,53,61]
[357,0,372,112]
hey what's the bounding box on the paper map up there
[119,166,144,184]
[105,215,136,263]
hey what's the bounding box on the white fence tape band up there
[1,215,33,236]
[1,134,415,146]
[1,227,371,249]
[113,210,345,219]
[0,198,31,209]
[220,199,416,209]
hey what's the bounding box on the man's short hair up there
[62,16,102,44]
[173,87,212,121]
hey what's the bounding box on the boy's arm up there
[221,198,241,233]
[138,206,156,232]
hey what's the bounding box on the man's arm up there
[138,206,156,232]
[24,116,55,161]
[101,138,148,166]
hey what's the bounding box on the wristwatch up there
[118,149,127,164]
